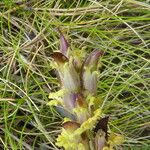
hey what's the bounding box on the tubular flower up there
[94,130,106,150]
[82,50,103,96]
[51,53,80,92]
[56,121,87,150]
[48,30,124,150]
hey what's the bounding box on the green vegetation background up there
[0,0,149,149]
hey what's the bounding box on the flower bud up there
[82,50,103,95]
[58,29,69,56]
[84,50,103,70]
[51,52,80,92]
[83,69,98,95]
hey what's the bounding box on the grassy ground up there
[0,0,149,149]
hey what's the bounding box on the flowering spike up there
[48,33,124,150]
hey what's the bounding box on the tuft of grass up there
[0,0,149,149]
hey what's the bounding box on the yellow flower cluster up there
[76,109,101,134]
[103,133,124,150]
[56,128,83,150]
[56,109,101,150]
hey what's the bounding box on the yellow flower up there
[48,90,65,107]
[108,133,124,146]
[47,100,61,106]
[75,109,101,135]
[49,89,64,101]
[56,127,83,150]
[102,133,124,150]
